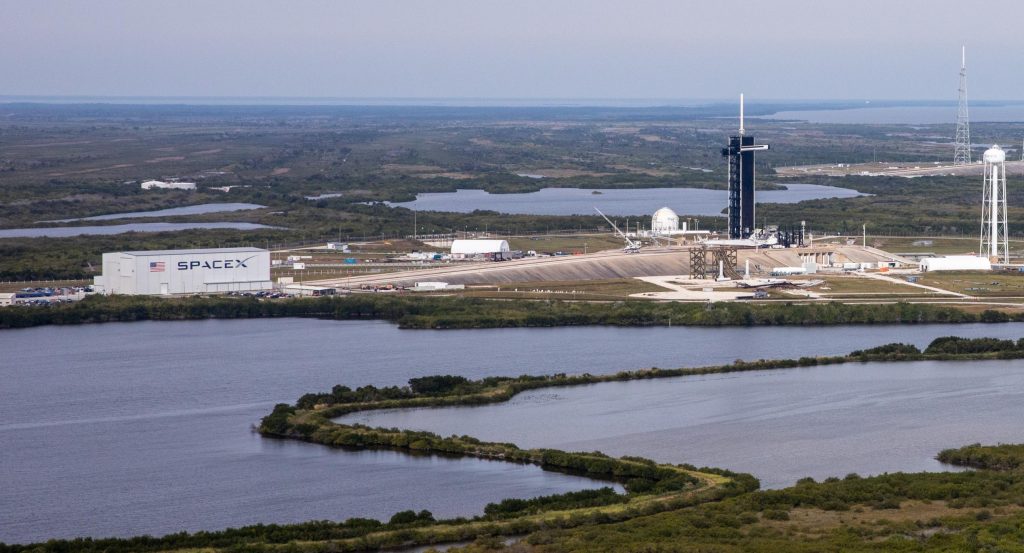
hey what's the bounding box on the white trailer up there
[95,247,272,295]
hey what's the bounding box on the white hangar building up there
[450,239,510,256]
[95,247,273,295]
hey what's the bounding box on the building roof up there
[652,207,678,219]
[114,247,268,257]
[451,239,510,254]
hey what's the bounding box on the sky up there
[3,0,1023,101]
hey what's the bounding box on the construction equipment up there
[595,207,641,253]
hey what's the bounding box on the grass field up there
[865,236,1024,256]
[507,234,626,254]
[918,271,1024,297]
[802,274,931,296]
[459,278,666,300]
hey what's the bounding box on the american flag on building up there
[149,261,166,272]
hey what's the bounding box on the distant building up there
[919,256,992,272]
[450,239,510,256]
[141,180,196,190]
[94,247,272,295]
[0,292,15,307]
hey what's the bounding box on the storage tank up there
[651,207,680,234]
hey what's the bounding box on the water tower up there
[980,145,1009,263]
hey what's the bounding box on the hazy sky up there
[3,0,1022,101]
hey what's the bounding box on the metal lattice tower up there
[954,46,972,166]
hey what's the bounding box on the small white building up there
[920,256,992,272]
[0,292,15,307]
[450,239,510,256]
[94,247,272,295]
[141,180,196,190]
[412,281,465,292]
[284,284,336,297]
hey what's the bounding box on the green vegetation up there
[476,470,1024,552]
[924,336,1023,355]
[937,443,1024,471]
[0,293,1008,331]
[850,342,922,357]
[5,103,1024,280]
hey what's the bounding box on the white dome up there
[651,207,679,233]
[984,145,1006,164]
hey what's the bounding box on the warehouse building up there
[919,256,992,272]
[94,247,272,295]
[141,180,196,190]
[450,239,510,256]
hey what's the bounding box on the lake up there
[44,203,265,222]
[0,221,276,238]
[351,359,1024,490]
[3,319,1024,544]
[387,184,863,216]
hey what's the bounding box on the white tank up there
[651,207,679,233]
[983,144,1005,163]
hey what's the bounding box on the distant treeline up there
[0,293,1013,330]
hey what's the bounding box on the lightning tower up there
[980,145,1008,263]
[954,46,971,166]
[722,94,769,239]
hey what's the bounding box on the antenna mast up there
[954,46,971,166]
[739,93,745,136]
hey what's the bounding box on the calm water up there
[764,104,1024,125]
[3,319,1024,544]
[388,184,862,216]
[45,203,265,222]
[0,222,275,238]
[350,359,1024,490]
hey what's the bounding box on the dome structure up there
[651,207,679,234]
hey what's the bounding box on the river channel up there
[4,319,1024,543]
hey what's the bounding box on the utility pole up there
[863,224,867,248]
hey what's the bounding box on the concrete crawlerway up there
[862,272,971,299]
[307,245,905,289]
[630,276,750,301]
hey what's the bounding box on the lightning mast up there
[954,46,972,166]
